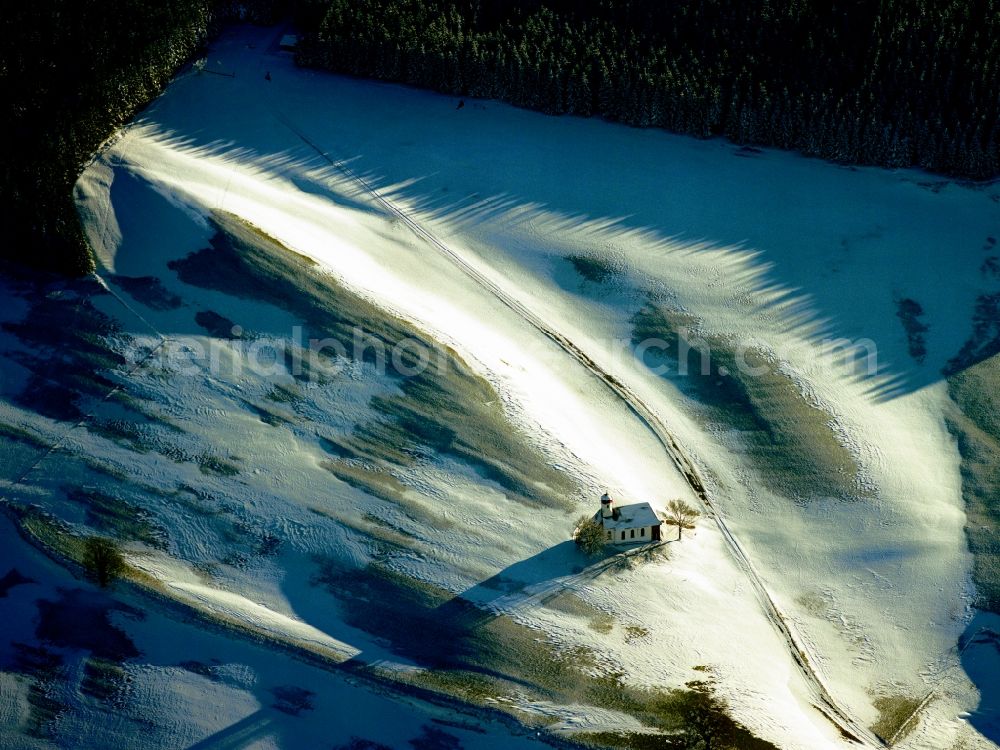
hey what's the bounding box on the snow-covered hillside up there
[2,22,999,750]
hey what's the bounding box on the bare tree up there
[661,499,700,541]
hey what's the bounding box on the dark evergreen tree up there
[296,0,1000,180]
[3,0,289,275]
[10,0,1000,276]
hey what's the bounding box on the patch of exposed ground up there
[109,275,182,310]
[567,255,620,284]
[168,212,576,510]
[869,693,923,744]
[313,558,776,748]
[632,300,865,502]
[946,293,1000,375]
[947,354,1000,613]
[66,487,168,549]
[2,278,131,422]
[895,297,928,363]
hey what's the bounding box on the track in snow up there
[276,114,884,748]
[483,542,665,618]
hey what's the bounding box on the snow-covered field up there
[2,22,999,750]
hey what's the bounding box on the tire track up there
[277,115,883,747]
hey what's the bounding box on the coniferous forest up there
[2,1,282,275]
[296,0,1000,179]
[4,0,1000,275]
